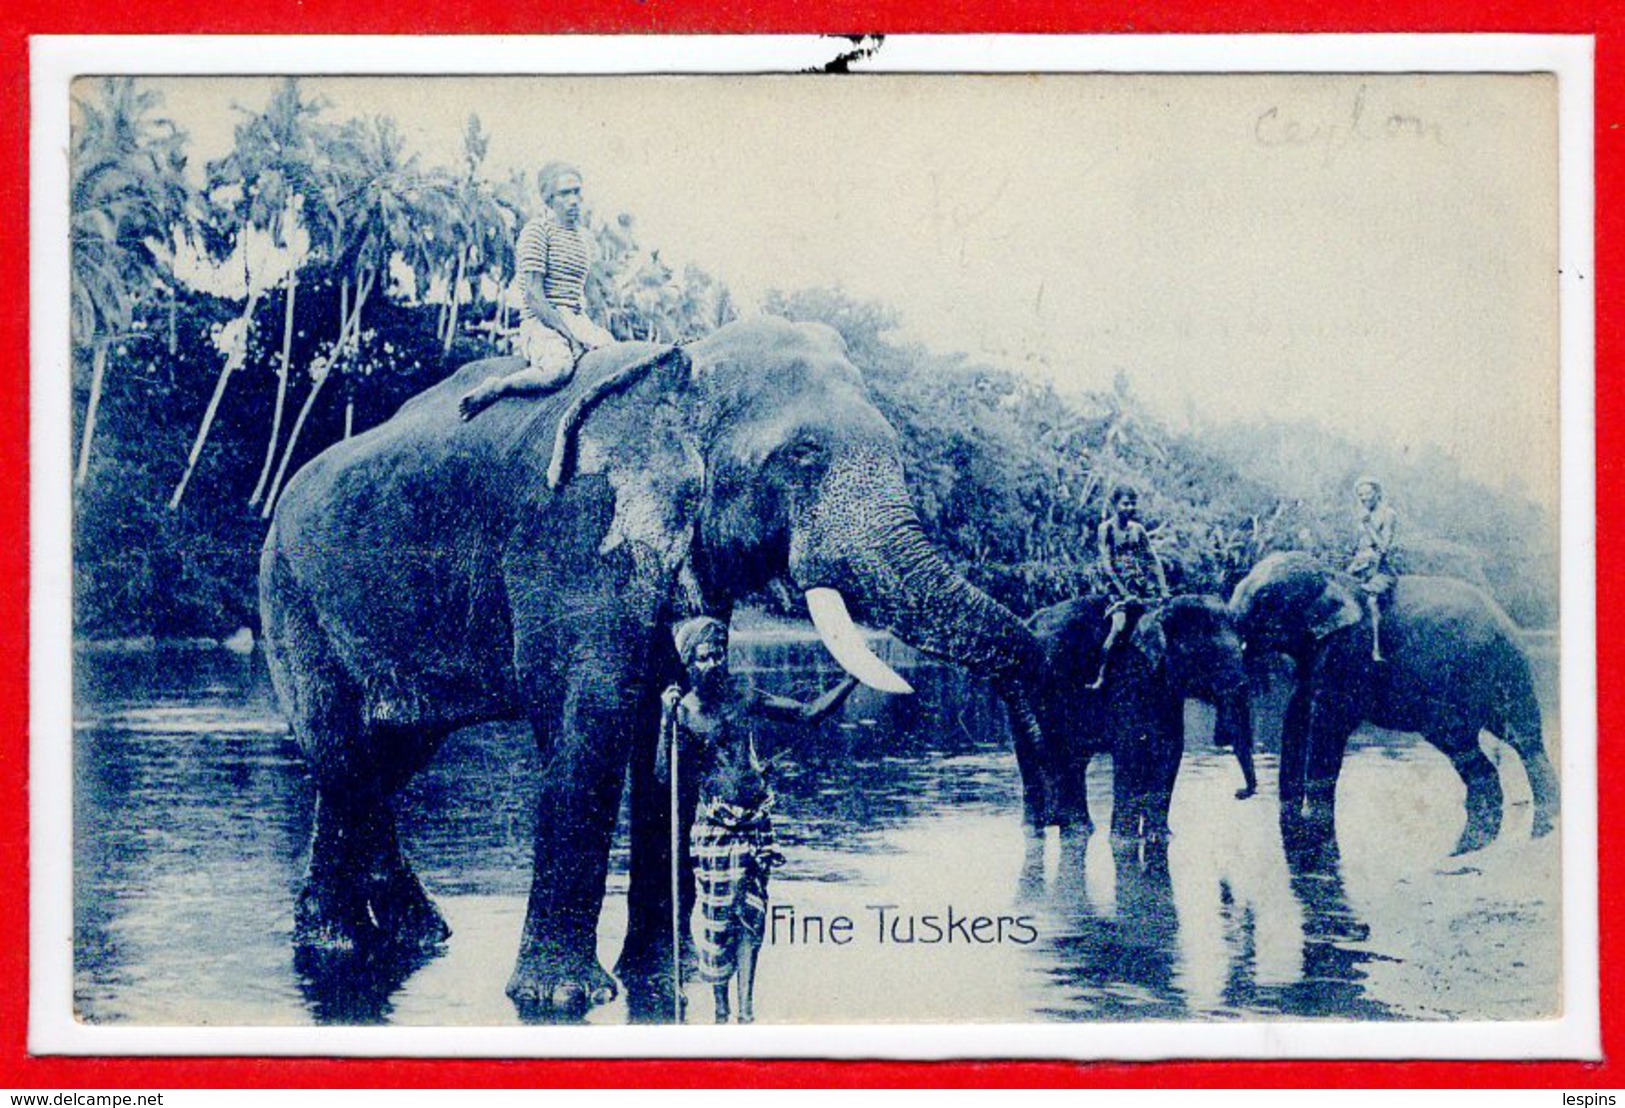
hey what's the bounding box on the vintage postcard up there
[30,36,1597,1058]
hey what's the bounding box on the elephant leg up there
[348,720,455,952]
[1428,729,1504,854]
[273,584,397,955]
[295,790,384,953]
[1006,686,1059,831]
[364,808,452,952]
[1047,742,1093,836]
[1069,749,1095,835]
[1011,717,1050,831]
[508,690,629,1015]
[1110,742,1147,841]
[1117,745,1177,844]
[1141,791,1174,844]
[1141,709,1185,843]
[1513,740,1561,840]
[1302,720,1354,833]
[1300,640,1366,831]
[1277,683,1312,814]
[1497,691,1559,838]
[300,773,452,957]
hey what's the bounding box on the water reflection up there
[1023,818,1397,1021]
[1216,819,1395,1019]
[293,943,443,1026]
[1034,833,1185,1020]
[742,636,1009,857]
[72,636,1560,1026]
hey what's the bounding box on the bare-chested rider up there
[1348,476,1398,662]
[1089,484,1170,690]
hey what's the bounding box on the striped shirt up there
[515,213,592,317]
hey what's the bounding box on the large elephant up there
[259,317,1050,1015]
[1227,551,1558,853]
[1026,594,1255,840]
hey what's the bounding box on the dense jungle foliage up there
[70,79,1557,642]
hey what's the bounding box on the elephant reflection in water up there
[292,943,441,1026]
[1020,835,1185,1020]
[1215,821,1396,1019]
[1020,823,1393,1019]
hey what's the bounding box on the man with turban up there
[458,162,616,421]
[656,615,861,1023]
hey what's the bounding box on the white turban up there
[672,616,727,666]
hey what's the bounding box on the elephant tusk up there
[804,588,915,695]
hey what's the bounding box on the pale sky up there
[135,73,1560,507]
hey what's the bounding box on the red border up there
[6,0,1617,1089]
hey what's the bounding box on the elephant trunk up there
[798,466,1056,823]
[794,446,1042,674]
[1214,684,1258,798]
[845,502,1043,677]
[869,503,1061,821]
[1213,687,1252,751]
[851,512,1056,826]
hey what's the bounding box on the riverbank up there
[72,607,855,654]
[71,614,1561,656]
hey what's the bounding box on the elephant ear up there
[1305,576,1364,639]
[547,344,693,489]
[1131,609,1169,670]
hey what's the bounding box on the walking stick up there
[669,717,682,1023]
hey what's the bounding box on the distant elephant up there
[1027,594,1256,841]
[1228,551,1558,853]
[260,317,1050,1016]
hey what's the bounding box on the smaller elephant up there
[1228,551,1559,853]
[1028,594,1256,841]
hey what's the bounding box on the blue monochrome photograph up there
[62,70,1570,1036]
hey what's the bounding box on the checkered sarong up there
[690,798,780,984]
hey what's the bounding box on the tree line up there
[69,78,1556,642]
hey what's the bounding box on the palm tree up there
[213,78,345,509]
[261,114,446,514]
[172,77,337,508]
[589,212,642,339]
[70,78,194,488]
[438,114,515,355]
[483,166,539,349]
[167,246,263,510]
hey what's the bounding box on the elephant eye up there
[785,440,825,468]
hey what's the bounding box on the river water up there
[71,635,1562,1026]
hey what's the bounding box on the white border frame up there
[30,33,1599,1060]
